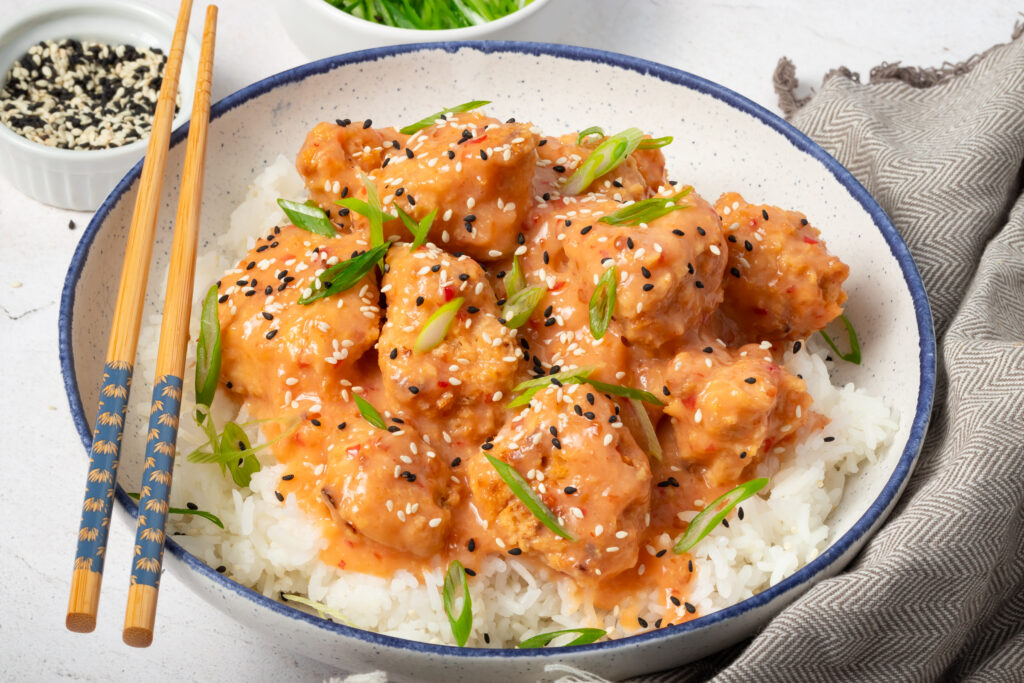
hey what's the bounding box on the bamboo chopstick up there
[66,0,195,634]
[122,5,218,649]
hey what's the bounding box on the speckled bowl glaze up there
[60,43,935,681]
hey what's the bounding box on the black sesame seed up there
[655,618,663,628]
[274,490,284,502]
[687,263,694,274]
[586,393,595,405]
[670,595,681,607]
[580,225,593,235]
[508,547,523,555]
[387,425,400,433]
[673,229,685,236]
[468,538,476,552]
[744,240,754,251]
[484,633,490,644]
[246,261,256,270]
[722,519,730,528]
[216,565,226,573]
[310,418,321,426]
[626,237,635,249]
[479,150,488,160]
[265,329,278,340]
[225,382,233,389]
[695,281,704,289]
[551,437,561,449]
[538,139,547,146]
[542,192,551,201]
[574,404,583,416]
[553,165,566,173]
[696,226,706,236]
[641,266,651,278]
[406,147,414,159]
[467,306,480,314]
[218,294,229,304]
[68,219,77,230]
[583,411,596,420]
[564,486,577,494]
[544,318,556,327]
[415,296,424,306]
[337,118,350,127]
[738,506,745,520]
[409,386,419,394]
[739,451,747,459]
[730,267,741,278]
[688,560,693,572]
[684,602,696,614]
[337,422,347,430]
[638,617,649,628]
[744,377,756,384]
[362,118,372,129]
[464,568,477,577]
[612,180,623,188]
[458,273,470,281]
[394,187,404,197]
[261,311,274,321]
[282,474,295,481]
[801,218,809,226]
[451,457,462,467]
[481,442,494,451]
[793,341,802,353]
[430,264,441,273]
[643,283,654,292]
[762,209,770,221]
[824,436,836,442]
[186,502,198,510]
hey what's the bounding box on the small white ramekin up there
[275,0,556,61]
[0,0,200,211]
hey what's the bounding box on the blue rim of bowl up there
[59,41,936,660]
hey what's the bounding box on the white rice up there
[133,156,899,647]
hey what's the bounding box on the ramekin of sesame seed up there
[0,1,199,210]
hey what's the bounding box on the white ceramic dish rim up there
[0,0,192,161]
[296,0,551,39]
[59,41,936,661]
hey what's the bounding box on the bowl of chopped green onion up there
[276,0,554,59]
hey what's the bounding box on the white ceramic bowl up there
[275,0,555,59]
[0,0,199,210]
[60,43,936,681]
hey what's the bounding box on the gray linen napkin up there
[636,24,1024,683]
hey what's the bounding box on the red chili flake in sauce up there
[438,380,450,388]
[469,134,487,144]
[802,236,819,245]
[443,286,455,301]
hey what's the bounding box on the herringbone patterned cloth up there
[640,27,1024,683]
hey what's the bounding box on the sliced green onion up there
[818,313,861,364]
[195,284,222,409]
[336,172,395,251]
[126,492,224,529]
[354,394,386,430]
[583,378,664,406]
[629,397,662,461]
[517,628,607,649]
[600,187,693,227]
[589,265,616,339]
[414,297,463,353]
[277,198,337,237]
[399,100,492,135]
[564,127,643,195]
[281,593,353,626]
[673,478,770,554]
[485,454,575,541]
[221,421,260,487]
[442,560,473,647]
[501,285,545,329]
[637,135,673,150]
[505,254,526,298]
[298,240,391,305]
[576,126,605,145]
[186,417,300,468]
[507,365,596,409]
[396,206,436,249]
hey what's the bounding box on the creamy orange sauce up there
[211,110,849,629]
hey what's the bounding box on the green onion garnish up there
[442,560,473,647]
[600,187,693,227]
[220,421,260,487]
[186,418,297,469]
[399,100,492,135]
[818,313,861,364]
[195,284,222,409]
[517,628,607,649]
[502,285,546,329]
[298,240,392,305]
[414,297,464,353]
[637,135,673,150]
[281,593,353,626]
[505,254,526,298]
[485,454,575,541]
[507,365,596,409]
[576,126,605,145]
[126,492,224,529]
[629,397,662,461]
[673,478,769,554]
[354,394,387,430]
[277,198,337,237]
[583,378,664,406]
[589,265,616,339]
[564,127,643,195]
[396,206,436,249]
[336,172,395,251]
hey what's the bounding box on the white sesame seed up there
[694,409,703,424]
[428,517,442,528]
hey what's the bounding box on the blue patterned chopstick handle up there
[130,374,183,589]
[75,360,133,575]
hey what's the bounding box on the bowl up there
[60,42,936,681]
[0,0,200,210]
[275,0,555,59]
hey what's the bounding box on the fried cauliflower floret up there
[561,190,727,351]
[216,226,379,405]
[467,385,651,580]
[378,244,519,447]
[662,343,816,487]
[320,417,452,558]
[716,192,849,344]
[371,112,538,261]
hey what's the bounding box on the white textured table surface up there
[0,1,1017,680]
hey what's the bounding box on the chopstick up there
[66,0,195,634]
[122,4,218,649]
